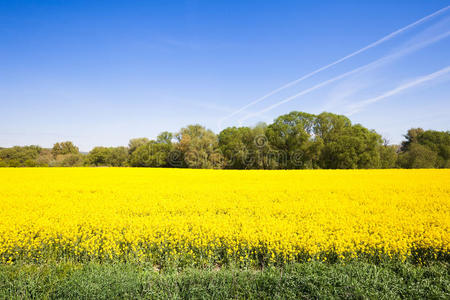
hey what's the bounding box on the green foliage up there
[176,124,224,169]
[400,128,424,152]
[398,143,438,168]
[127,132,174,167]
[87,147,128,167]
[53,154,85,167]
[416,130,450,167]
[35,149,53,167]
[266,112,321,169]
[129,141,172,167]
[314,113,383,169]
[314,112,352,141]
[87,147,110,166]
[107,147,129,167]
[0,260,448,299]
[219,123,279,169]
[128,138,150,155]
[0,145,43,167]
[219,126,255,169]
[220,111,386,170]
[48,141,84,166]
[156,131,173,144]
[380,144,398,168]
[51,141,79,157]
[398,128,449,168]
[1,113,447,169]
[0,144,86,167]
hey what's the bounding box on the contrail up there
[346,65,450,115]
[239,30,450,122]
[218,5,449,128]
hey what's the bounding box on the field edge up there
[1,260,449,299]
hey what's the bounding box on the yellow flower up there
[0,168,448,264]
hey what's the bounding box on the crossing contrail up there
[238,29,450,122]
[218,5,449,128]
[346,65,450,115]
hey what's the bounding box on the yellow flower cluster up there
[0,168,448,265]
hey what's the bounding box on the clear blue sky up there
[1,0,449,151]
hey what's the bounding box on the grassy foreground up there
[1,260,448,299]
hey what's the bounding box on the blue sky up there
[1,0,449,151]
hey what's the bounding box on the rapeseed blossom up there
[0,168,448,265]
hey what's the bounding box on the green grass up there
[0,260,448,299]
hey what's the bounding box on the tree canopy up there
[1,112,448,169]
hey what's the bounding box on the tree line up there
[1,111,448,169]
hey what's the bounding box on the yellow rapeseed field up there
[0,168,448,265]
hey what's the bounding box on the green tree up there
[314,112,352,141]
[129,142,169,167]
[157,131,173,144]
[218,126,253,169]
[54,153,85,167]
[398,128,449,168]
[218,124,278,169]
[128,138,149,155]
[250,122,280,169]
[0,145,42,167]
[398,143,438,168]
[107,147,129,167]
[416,130,450,167]
[318,123,382,169]
[400,128,425,152]
[86,147,128,167]
[380,144,398,169]
[51,141,79,157]
[35,149,53,167]
[129,132,174,167]
[266,112,322,169]
[176,125,224,169]
[87,147,111,166]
